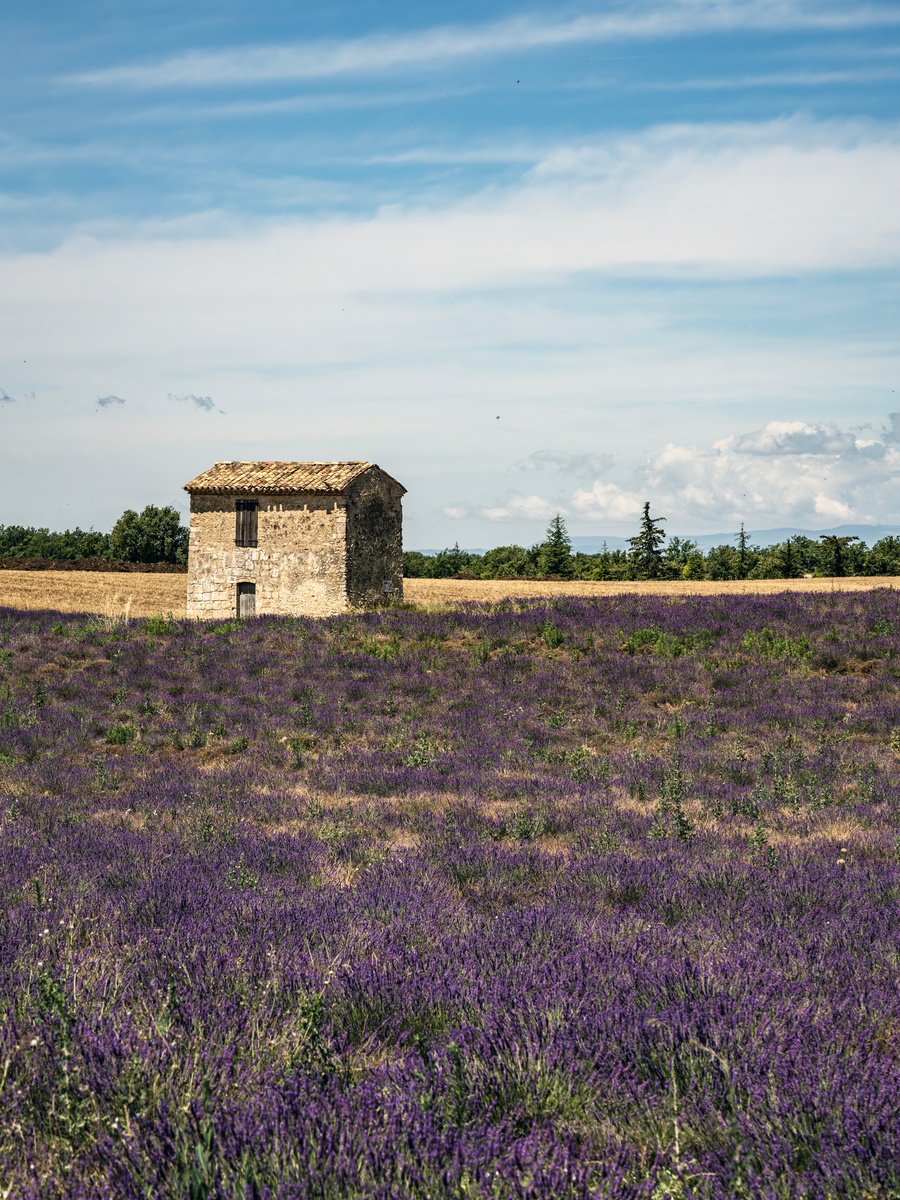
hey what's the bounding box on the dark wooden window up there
[237,582,256,619]
[235,500,258,547]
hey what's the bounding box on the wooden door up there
[237,582,256,619]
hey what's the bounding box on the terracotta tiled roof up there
[184,461,404,495]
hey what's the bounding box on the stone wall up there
[345,470,405,607]
[186,495,349,619]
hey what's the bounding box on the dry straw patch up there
[0,570,186,617]
[405,575,898,606]
[0,569,896,618]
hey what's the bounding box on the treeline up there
[404,508,900,581]
[0,506,189,565]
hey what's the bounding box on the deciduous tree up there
[109,505,188,564]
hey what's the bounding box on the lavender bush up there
[0,591,898,1198]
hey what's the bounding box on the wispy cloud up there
[0,389,15,404]
[515,450,615,477]
[124,85,483,124]
[169,392,221,413]
[634,66,900,90]
[365,143,542,167]
[3,119,899,367]
[96,393,126,408]
[65,3,900,89]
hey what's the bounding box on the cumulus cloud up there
[443,505,467,519]
[571,481,645,522]
[96,393,126,408]
[729,419,867,457]
[884,411,900,444]
[514,450,615,478]
[482,494,562,522]
[572,416,900,528]
[169,392,220,413]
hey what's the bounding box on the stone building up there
[183,461,405,619]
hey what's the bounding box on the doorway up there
[237,582,256,619]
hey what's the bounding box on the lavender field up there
[1,592,898,1199]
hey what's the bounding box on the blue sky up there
[2,0,900,547]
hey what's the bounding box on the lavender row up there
[0,591,898,1197]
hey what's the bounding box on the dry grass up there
[0,569,895,618]
[406,575,897,606]
[0,570,187,618]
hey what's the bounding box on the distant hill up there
[411,524,900,555]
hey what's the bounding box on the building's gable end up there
[345,469,404,607]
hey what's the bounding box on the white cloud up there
[66,4,900,89]
[572,481,645,521]
[3,119,900,364]
[2,118,899,533]
[483,494,562,521]
[443,505,467,519]
[12,118,900,280]
[729,419,867,456]
[813,492,854,520]
[571,417,900,528]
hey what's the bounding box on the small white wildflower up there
[29,1038,39,1047]
[41,927,49,937]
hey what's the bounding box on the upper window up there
[235,500,258,548]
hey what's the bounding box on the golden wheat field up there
[0,569,896,618]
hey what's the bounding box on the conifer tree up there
[776,538,801,579]
[736,522,750,579]
[539,514,573,578]
[628,502,667,579]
